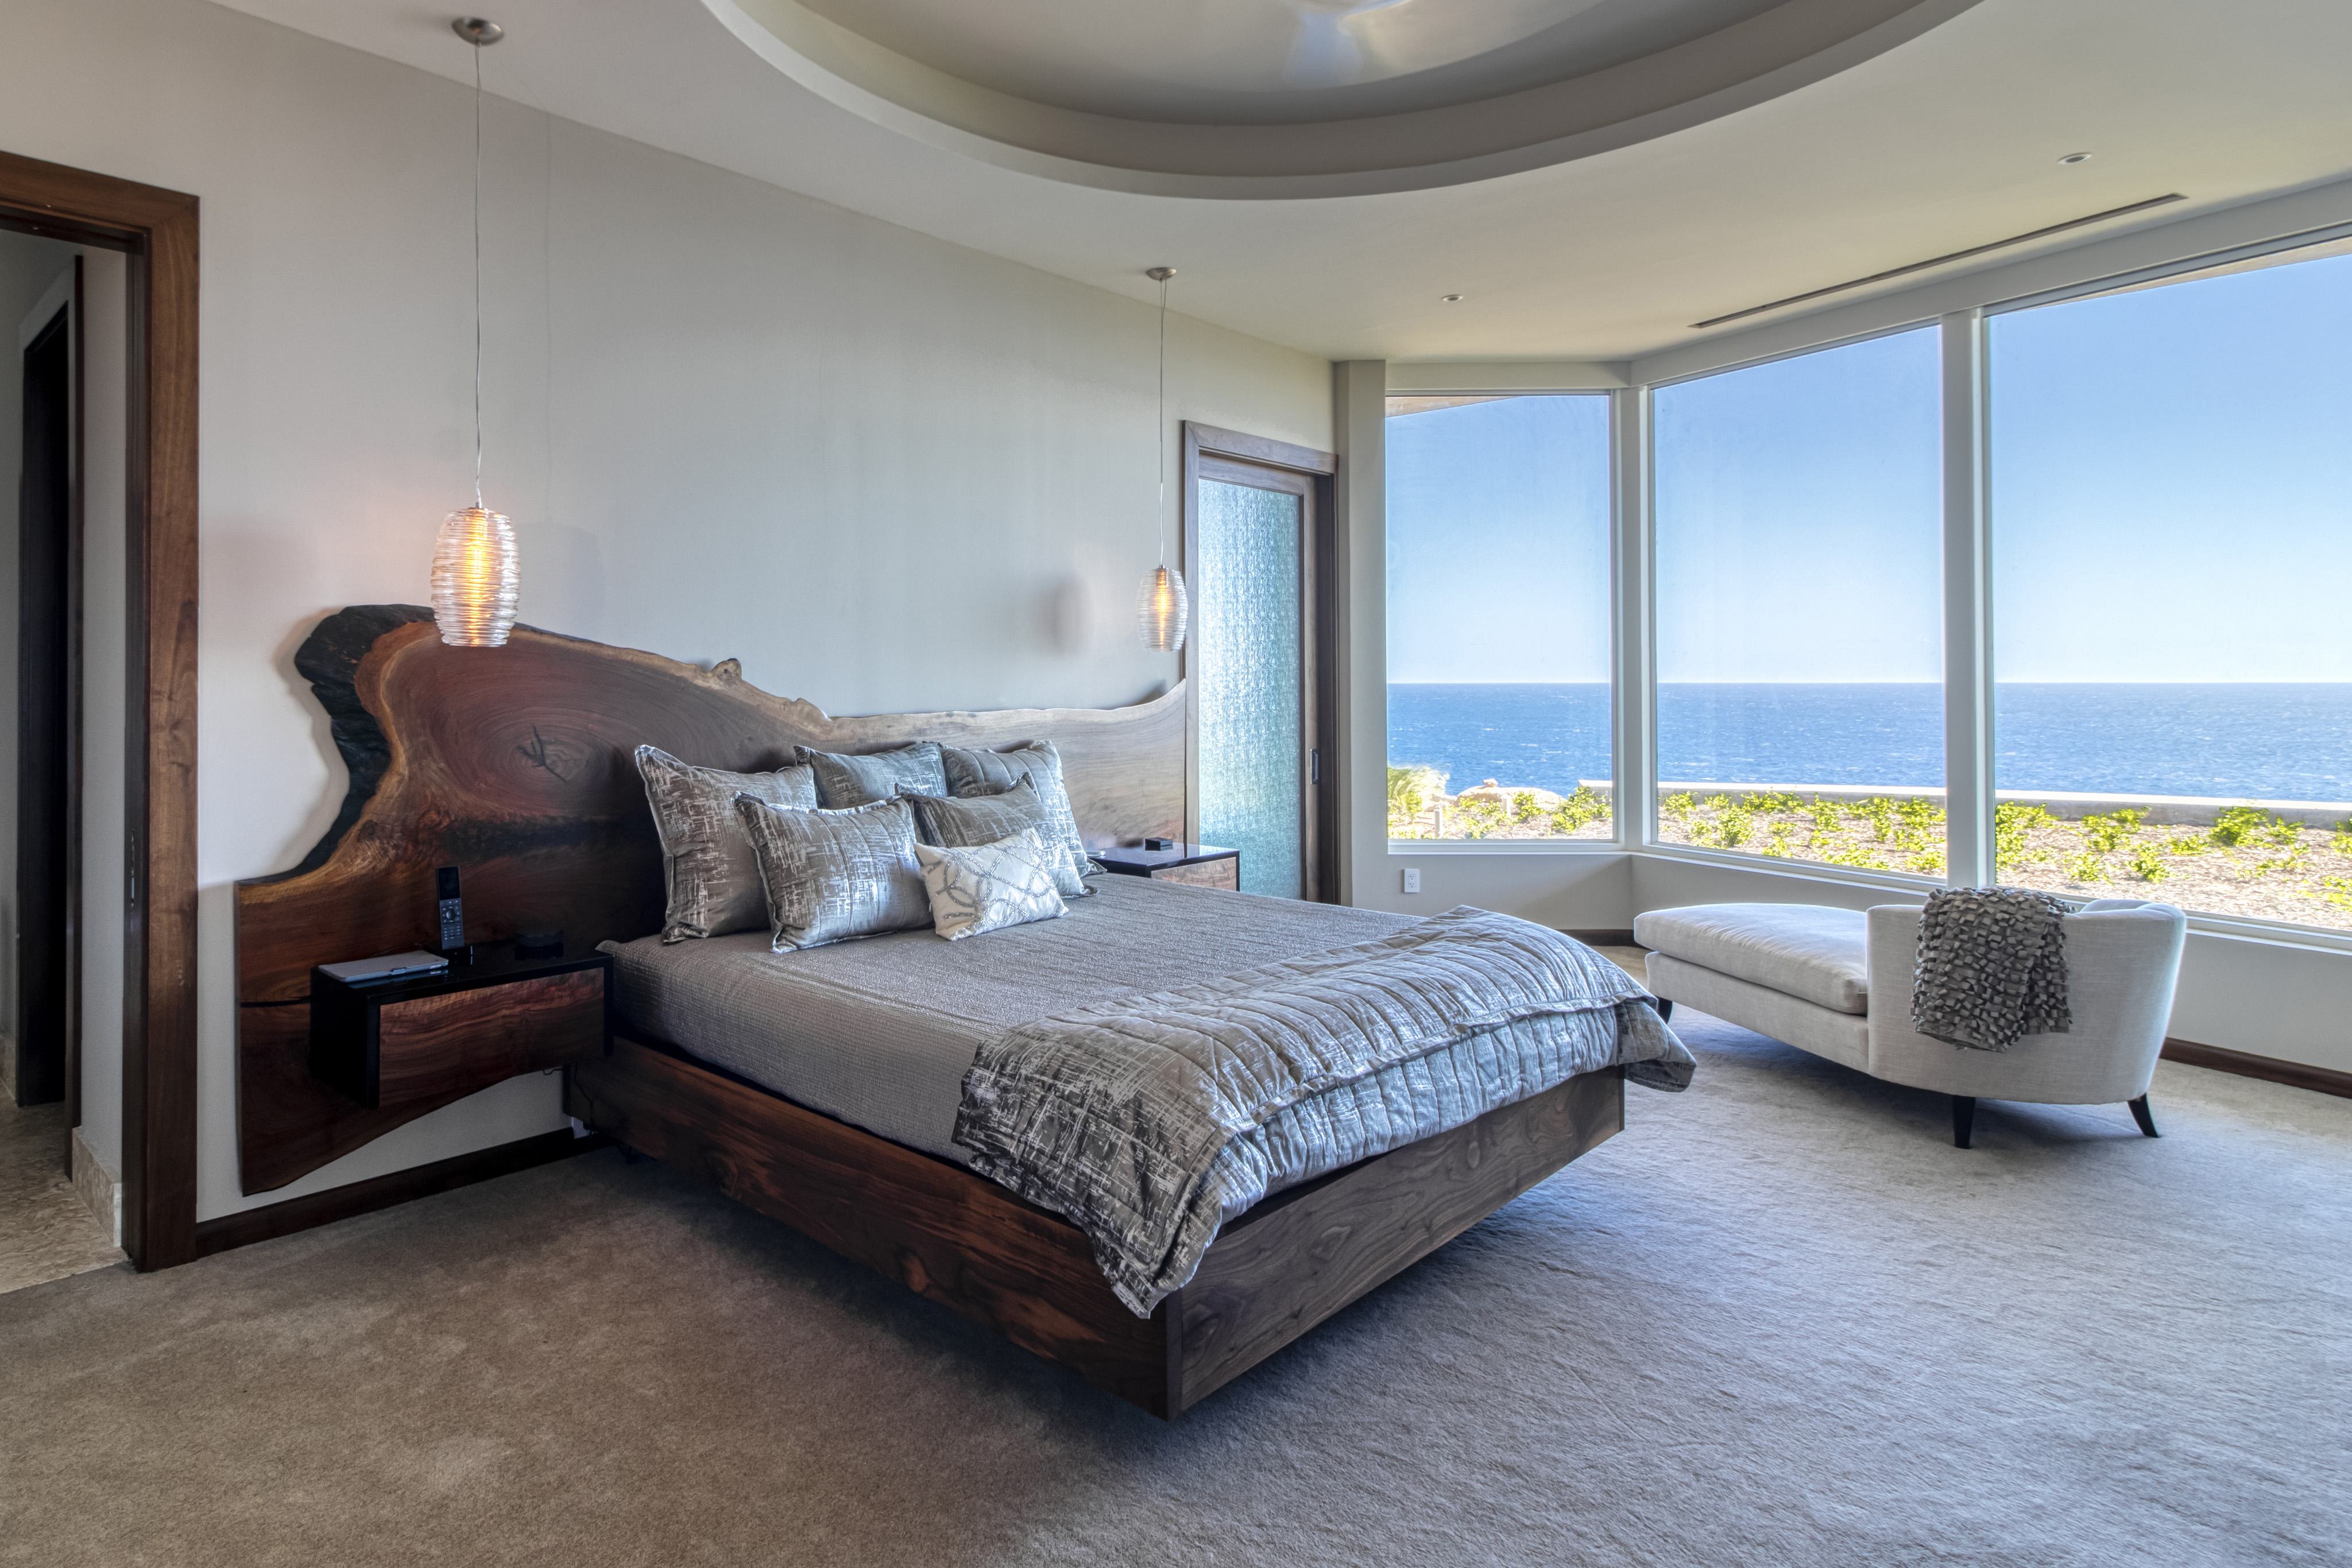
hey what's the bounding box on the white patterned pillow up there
[912,830,1069,941]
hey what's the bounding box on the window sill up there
[1387,838,1627,855]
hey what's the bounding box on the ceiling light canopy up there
[704,0,1988,198]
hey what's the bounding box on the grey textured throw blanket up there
[1912,886,2073,1051]
[954,906,1693,1317]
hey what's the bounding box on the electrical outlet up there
[1402,868,1421,894]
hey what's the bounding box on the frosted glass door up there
[1196,478,1305,899]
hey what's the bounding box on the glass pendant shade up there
[432,505,520,646]
[1138,564,1189,653]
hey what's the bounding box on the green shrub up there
[2063,850,2105,884]
[2083,809,2146,853]
[1743,791,1802,815]
[2211,805,2272,848]
[1510,790,1542,822]
[1994,803,2056,872]
[1387,764,1444,828]
[1451,797,1507,841]
[1660,793,1695,821]
[2127,845,2170,882]
[1549,784,1611,836]
[1760,822,1796,858]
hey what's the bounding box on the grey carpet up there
[3,1012,2345,1567]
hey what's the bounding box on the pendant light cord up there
[472,41,485,510]
[1155,270,1169,568]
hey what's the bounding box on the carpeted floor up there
[4,1008,2346,1566]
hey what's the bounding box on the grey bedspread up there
[602,876,1421,1162]
[955,905,1693,1317]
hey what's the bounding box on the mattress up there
[601,874,1417,1162]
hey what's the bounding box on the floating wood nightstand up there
[310,943,612,1110]
[1090,843,1240,891]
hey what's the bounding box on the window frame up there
[1382,217,2352,956]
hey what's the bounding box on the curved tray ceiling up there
[706,0,1989,197]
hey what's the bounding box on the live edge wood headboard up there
[234,605,1185,1195]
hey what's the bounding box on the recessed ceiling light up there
[1440,293,1463,303]
[2059,152,2093,165]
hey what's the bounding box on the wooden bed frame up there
[237,607,1629,1418]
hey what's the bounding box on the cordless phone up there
[436,866,466,954]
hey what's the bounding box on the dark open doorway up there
[14,286,77,1114]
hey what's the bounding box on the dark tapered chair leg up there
[1655,998,1674,1023]
[2127,1094,2160,1138]
[1951,1095,1977,1149]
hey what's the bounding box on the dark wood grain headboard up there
[234,605,1185,1194]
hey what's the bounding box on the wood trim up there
[2161,1036,2352,1100]
[192,1128,605,1259]
[574,1028,1624,1418]
[1186,421,1337,477]
[0,150,200,1272]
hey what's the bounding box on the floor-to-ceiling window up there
[1651,328,1947,872]
[1385,394,1614,842]
[1989,238,2352,932]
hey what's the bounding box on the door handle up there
[1310,749,1321,784]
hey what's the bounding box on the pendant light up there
[432,17,521,648]
[1136,266,1189,653]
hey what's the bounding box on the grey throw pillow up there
[913,830,1069,941]
[734,794,932,951]
[798,742,949,808]
[939,740,1092,882]
[635,745,817,943]
[907,779,1090,899]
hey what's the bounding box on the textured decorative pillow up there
[940,740,1092,881]
[635,745,818,943]
[733,794,932,951]
[907,779,1091,899]
[798,742,949,808]
[914,830,1069,941]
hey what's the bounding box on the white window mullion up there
[1611,385,1658,849]
[1940,310,1995,888]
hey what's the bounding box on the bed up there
[236,607,1686,1418]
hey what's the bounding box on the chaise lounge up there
[1635,900,2188,1147]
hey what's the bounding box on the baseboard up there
[0,1029,15,1104]
[2162,1037,2352,1100]
[1566,929,1640,948]
[192,1128,608,1259]
[71,1126,122,1246]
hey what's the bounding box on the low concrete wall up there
[1575,781,2352,828]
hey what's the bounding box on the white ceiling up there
[208,0,2352,362]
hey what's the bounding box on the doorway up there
[1181,423,1338,902]
[14,283,76,1113]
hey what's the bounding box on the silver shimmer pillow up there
[635,745,817,943]
[914,830,1069,941]
[734,793,932,951]
[939,740,1092,881]
[797,742,949,808]
[907,779,1090,899]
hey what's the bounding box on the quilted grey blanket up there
[1912,885,2074,1051]
[954,905,1693,1317]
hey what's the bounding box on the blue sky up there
[1387,246,2352,683]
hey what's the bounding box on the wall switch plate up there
[1402,868,1421,893]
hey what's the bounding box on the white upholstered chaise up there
[1634,900,2187,1147]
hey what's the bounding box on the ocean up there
[1387,683,2352,803]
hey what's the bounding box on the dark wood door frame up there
[1178,421,1339,903]
[0,149,199,1271]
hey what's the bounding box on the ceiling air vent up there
[1690,194,2187,330]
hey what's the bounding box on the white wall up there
[80,249,129,1173]
[0,0,1333,1219]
